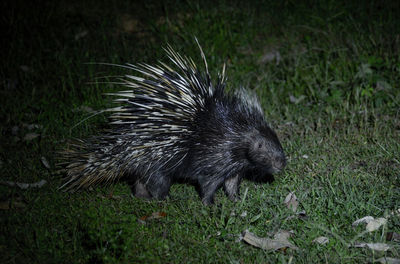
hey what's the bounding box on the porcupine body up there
[61,41,286,205]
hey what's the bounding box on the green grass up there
[1,0,400,263]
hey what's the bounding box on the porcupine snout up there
[270,151,286,173]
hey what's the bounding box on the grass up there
[1,0,400,263]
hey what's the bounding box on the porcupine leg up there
[199,176,226,205]
[133,181,152,199]
[145,172,172,200]
[223,174,241,202]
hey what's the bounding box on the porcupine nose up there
[273,154,286,172]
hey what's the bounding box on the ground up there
[1,0,399,263]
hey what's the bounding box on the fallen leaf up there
[375,257,400,264]
[284,192,298,212]
[312,236,329,245]
[366,217,387,232]
[22,123,42,130]
[273,230,294,241]
[289,94,306,104]
[242,230,298,251]
[41,156,50,169]
[138,211,167,224]
[1,179,47,189]
[74,30,88,41]
[352,216,374,227]
[354,242,391,252]
[23,133,40,141]
[258,50,282,65]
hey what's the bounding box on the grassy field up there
[1,0,400,263]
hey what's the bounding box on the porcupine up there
[60,40,286,205]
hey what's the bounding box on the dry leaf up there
[41,156,50,169]
[22,123,42,130]
[273,230,294,241]
[352,216,374,227]
[1,179,47,189]
[23,133,40,141]
[289,95,306,104]
[375,257,400,264]
[366,218,387,232]
[284,192,298,212]
[138,211,167,224]
[312,236,329,245]
[258,50,281,65]
[354,242,391,252]
[74,30,88,41]
[242,230,298,251]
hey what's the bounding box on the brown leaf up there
[138,211,167,224]
[242,230,298,251]
[366,218,387,232]
[312,236,329,245]
[284,192,298,212]
[353,242,391,252]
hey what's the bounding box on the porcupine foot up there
[145,172,172,200]
[223,174,241,202]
